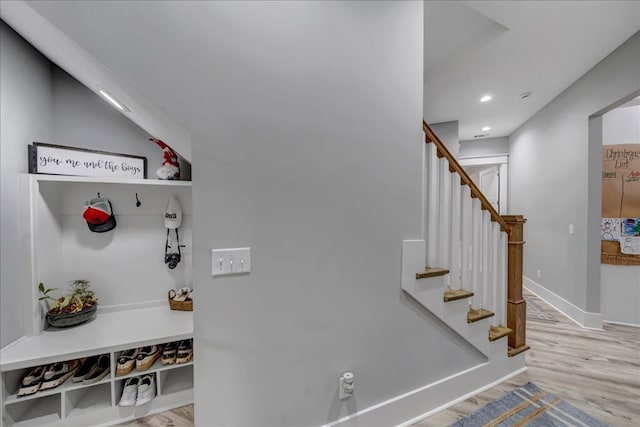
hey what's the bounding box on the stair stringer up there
[402,240,516,367]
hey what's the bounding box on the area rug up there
[525,295,558,322]
[450,382,606,426]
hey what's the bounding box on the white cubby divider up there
[2,174,193,426]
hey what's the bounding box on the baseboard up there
[524,277,603,330]
[603,320,640,328]
[323,357,526,427]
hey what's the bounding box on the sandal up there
[176,339,193,364]
[162,341,178,365]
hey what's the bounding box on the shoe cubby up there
[158,365,193,397]
[2,174,193,426]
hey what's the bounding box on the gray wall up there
[459,136,508,158]
[509,31,640,314]
[601,104,640,325]
[0,22,53,348]
[192,2,484,425]
[430,121,459,157]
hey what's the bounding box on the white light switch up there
[569,224,574,235]
[211,248,251,276]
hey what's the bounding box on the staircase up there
[401,121,529,388]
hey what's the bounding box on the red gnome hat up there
[150,138,180,180]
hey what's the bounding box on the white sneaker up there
[135,374,156,406]
[118,377,139,407]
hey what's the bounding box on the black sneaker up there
[83,354,111,384]
[72,356,99,382]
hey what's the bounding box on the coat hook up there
[97,192,101,198]
[135,193,141,208]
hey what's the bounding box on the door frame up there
[459,154,508,214]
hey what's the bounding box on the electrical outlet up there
[211,248,251,276]
[537,269,541,278]
[569,224,574,235]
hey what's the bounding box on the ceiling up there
[4,1,640,145]
[425,1,640,141]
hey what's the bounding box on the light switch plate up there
[211,247,251,276]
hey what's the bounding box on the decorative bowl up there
[46,304,97,328]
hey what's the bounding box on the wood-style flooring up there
[117,291,640,426]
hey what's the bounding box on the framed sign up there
[28,143,147,179]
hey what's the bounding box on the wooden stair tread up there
[443,288,474,302]
[508,344,531,357]
[489,325,512,341]
[416,267,449,279]
[467,308,495,323]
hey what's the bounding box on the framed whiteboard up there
[28,142,147,179]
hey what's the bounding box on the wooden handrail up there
[423,120,508,233]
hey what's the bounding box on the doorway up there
[459,155,508,214]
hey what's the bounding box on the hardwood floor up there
[117,291,639,426]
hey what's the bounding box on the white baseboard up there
[524,277,603,330]
[603,320,640,328]
[323,356,526,427]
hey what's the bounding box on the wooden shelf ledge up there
[443,288,474,302]
[467,308,494,323]
[416,267,449,279]
[489,325,512,341]
[508,344,531,357]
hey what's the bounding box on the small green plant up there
[38,282,58,302]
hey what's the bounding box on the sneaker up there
[41,360,80,390]
[162,341,178,365]
[82,354,111,385]
[136,345,162,371]
[116,348,139,376]
[72,356,99,382]
[18,365,46,396]
[176,339,193,364]
[135,374,156,406]
[118,376,139,407]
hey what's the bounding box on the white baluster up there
[481,211,491,311]
[491,222,500,326]
[438,157,451,270]
[425,143,440,268]
[471,198,482,307]
[498,230,508,325]
[450,172,462,289]
[460,186,472,291]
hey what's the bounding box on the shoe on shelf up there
[82,354,111,385]
[41,359,80,390]
[17,365,46,396]
[135,374,156,406]
[118,376,139,407]
[162,341,178,365]
[176,339,193,364]
[116,348,139,376]
[136,345,163,371]
[72,356,99,382]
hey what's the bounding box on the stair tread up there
[489,325,512,341]
[416,267,449,279]
[467,308,495,323]
[508,344,531,357]
[443,288,474,302]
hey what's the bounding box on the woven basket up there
[168,290,193,311]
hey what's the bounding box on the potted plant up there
[39,280,98,328]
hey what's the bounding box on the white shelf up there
[1,307,193,372]
[29,173,192,186]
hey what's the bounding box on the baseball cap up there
[164,195,182,229]
[83,197,117,233]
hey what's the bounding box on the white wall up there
[509,31,640,325]
[459,136,508,158]
[601,104,640,325]
[192,2,485,425]
[430,120,459,157]
[0,21,53,347]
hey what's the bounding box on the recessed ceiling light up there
[520,91,532,99]
[97,86,130,112]
[480,95,492,103]
[481,126,491,132]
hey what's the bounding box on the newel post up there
[502,215,530,356]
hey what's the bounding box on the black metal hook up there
[135,193,141,207]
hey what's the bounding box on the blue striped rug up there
[450,382,606,426]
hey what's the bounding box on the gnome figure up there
[150,138,180,180]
